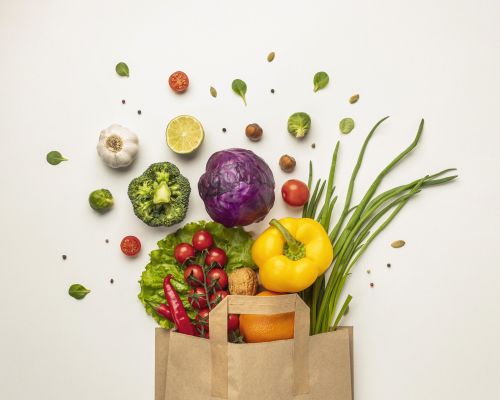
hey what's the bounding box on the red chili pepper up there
[163,275,195,336]
[146,301,174,322]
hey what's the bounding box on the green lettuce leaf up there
[138,220,256,328]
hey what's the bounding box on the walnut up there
[228,268,258,296]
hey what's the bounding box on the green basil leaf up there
[46,151,68,165]
[210,86,217,98]
[339,118,355,134]
[115,62,129,77]
[68,284,90,300]
[231,79,247,106]
[313,71,329,92]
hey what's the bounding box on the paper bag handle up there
[209,294,310,398]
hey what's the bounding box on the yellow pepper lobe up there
[252,217,333,293]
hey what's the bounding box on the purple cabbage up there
[198,148,275,227]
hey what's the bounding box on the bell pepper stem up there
[269,219,300,255]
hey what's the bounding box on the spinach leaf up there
[231,79,247,106]
[313,71,329,92]
[68,284,90,299]
[46,151,68,165]
[115,62,129,77]
[339,118,355,133]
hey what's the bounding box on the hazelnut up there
[245,124,263,141]
[228,268,259,296]
[279,155,296,172]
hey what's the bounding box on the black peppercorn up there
[311,143,316,148]
[271,89,274,93]
[62,255,67,260]
[137,110,141,115]
[387,263,391,267]
[222,128,226,132]
[110,279,114,283]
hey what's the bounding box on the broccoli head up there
[128,162,191,227]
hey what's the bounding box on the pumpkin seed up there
[339,118,355,134]
[349,94,359,104]
[267,52,275,62]
[210,86,217,98]
[391,240,405,248]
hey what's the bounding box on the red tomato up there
[228,314,239,334]
[205,247,227,268]
[120,236,141,256]
[209,290,229,305]
[184,265,204,287]
[189,287,208,309]
[206,268,228,290]
[169,71,189,92]
[192,230,213,251]
[174,243,195,264]
[195,309,210,332]
[281,179,310,207]
[205,332,210,339]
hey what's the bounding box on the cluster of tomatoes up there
[174,230,239,338]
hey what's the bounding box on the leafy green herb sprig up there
[231,79,247,106]
[46,151,68,165]
[313,72,329,92]
[68,284,91,299]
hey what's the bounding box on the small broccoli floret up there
[128,162,191,227]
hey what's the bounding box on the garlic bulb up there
[97,124,139,168]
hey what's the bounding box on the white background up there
[1,0,499,399]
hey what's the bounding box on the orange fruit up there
[238,291,295,343]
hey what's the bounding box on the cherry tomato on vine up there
[228,314,239,334]
[184,265,204,287]
[120,236,141,256]
[168,71,189,92]
[281,179,310,207]
[206,268,228,290]
[174,243,195,264]
[192,230,213,251]
[189,287,208,309]
[210,290,229,305]
[205,332,210,339]
[195,309,210,332]
[205,247,227,267]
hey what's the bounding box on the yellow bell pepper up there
[252,217,333,293]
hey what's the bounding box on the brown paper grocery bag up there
[155,294,353,400]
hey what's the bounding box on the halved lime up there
[166,115,204,154]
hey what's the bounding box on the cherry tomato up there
[184,265,204,287]
[195,309,210,332]
[174,243,195,264]
[189,287,208,309]
[281,179,310,207]
[120,236,141,256]
[205,247,227,268]
[205,332,210,339]
[192,230,213,251]
[169,71,189,92]
[228,314,239,334]
[209,290,229,305]
[206,268,228,290]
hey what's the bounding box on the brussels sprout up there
[287,112,311,138]
[89,189,114,212]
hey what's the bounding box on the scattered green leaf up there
[313,72,329,92]
[210,86,217,98]
[46,151,68,165]
[267,52,275,62]
[231,79,247,106]
[339,118,355,134]
[68,284,90,300]
[115,62,129,77]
